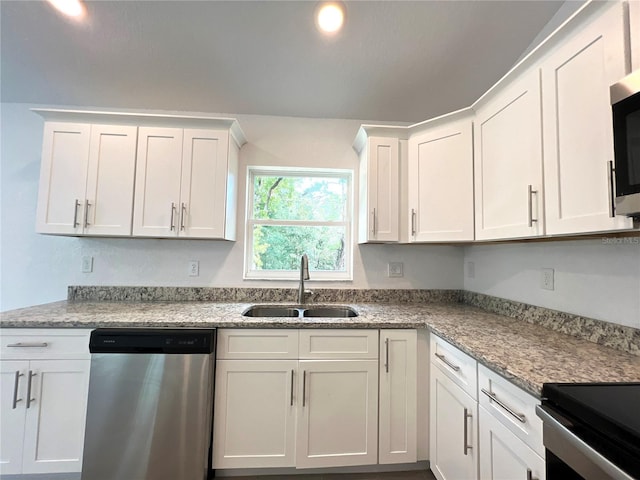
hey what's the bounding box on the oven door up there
[536,405,637,480]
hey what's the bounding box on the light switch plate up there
[82,256,93,273]
[388,262,404,278]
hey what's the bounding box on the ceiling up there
[1,0,568,123]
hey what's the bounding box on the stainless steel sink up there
[242,306,300,317]
[302,306,358,318]
[242,305,358,318]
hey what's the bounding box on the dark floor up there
[226,470,436,480]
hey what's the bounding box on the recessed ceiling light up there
[316,2,345,34]
[46,0,85,18]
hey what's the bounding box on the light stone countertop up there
[2,300,639,397]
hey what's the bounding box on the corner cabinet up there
[541,1,632,234]
[33,109,246,240]
[0,329,91,476]
[473,67,545,241]
[408,111,475,242]
[353,126,406,243]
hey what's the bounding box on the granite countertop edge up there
[2,300,639,398]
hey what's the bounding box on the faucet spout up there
[298,254,310,304]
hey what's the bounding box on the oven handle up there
[535,405,636,480]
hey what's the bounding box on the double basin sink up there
[243,305,358,318]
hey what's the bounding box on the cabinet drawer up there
[478,364,543,457]
[299,330,378,359]
[217,329,298,359]
[430,334,477,400]
[0,329,90,359]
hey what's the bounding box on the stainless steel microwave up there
[611,69,640,219]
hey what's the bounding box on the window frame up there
[244,166,353,281]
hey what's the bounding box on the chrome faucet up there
[298,254,310,304]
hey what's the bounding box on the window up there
[245,167,353,280]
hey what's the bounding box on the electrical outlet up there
[541,268,554,291]
[466,261,475,279]
[388,262,403,278]
[188,261,199,277]
[82,256,93,273]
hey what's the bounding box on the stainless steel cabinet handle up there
[527,185,538,227]
[384,338,390,373]
[481,388,526,423]
[608,161,616,218]
[7,342,49,348]
[302,370,307,407]
[526,468,538,480]
[411,209,416,236]
[73,199,81,228]
[371,209,377,235]
[26,371,37,409]
[290,369,294,406]
[170,203,176,231]
[84,200,91,228]
[463,407,472,455]
[434,352,461,372]
[180,203,187,231]
[12,371,23,409]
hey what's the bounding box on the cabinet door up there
[479,406,545,480]
[85,124,138,236]
[132,127,183,237]
[35,122,91,235]
[631,0,640,71]
[474,69,544,240]
[542,2,632,234]
[180,129,231,238]
[360,137,399,242]
[297,360,378,468]
[213,360,297,469]
[379,330,417,465]
[21,359,90,474]
[0,361,28,475]
[430,366,478,480]
[408,119,474,241]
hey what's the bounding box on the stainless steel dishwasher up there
[81,328,216,480]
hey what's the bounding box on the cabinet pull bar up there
[170,203,176,231]
[526,468,538,480]
[527,185,538,227]
[84,200,91,228]
[26,371,37,409]
[481,388,526,423]
[302,370,307,407]
[463,408,472,455]
[608,161,616,218]
[411,209,416,236]
[384,338,390,373]
[434,352,460,372]
[73,199,81,228]
[12,371,23,409]
[181,203,187,231]
[7,342,49,348]
[371,208,376,235]
[290,369,294,406]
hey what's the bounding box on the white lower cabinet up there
[0,330,90,476]
[296,359,378,468]
[213,359,297,468]
[430,366,478,480]
[479,405,545,480]
[213,328,389,471]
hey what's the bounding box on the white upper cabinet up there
[354,128,403,243]
[133,126,240,240]
[630,0,640,71]
[473,68,545,240]
[36,122,138,236]
[408,112,474,242]
[541,2,633,234]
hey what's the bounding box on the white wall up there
[0,102,464,311]
[464,240,640,329]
